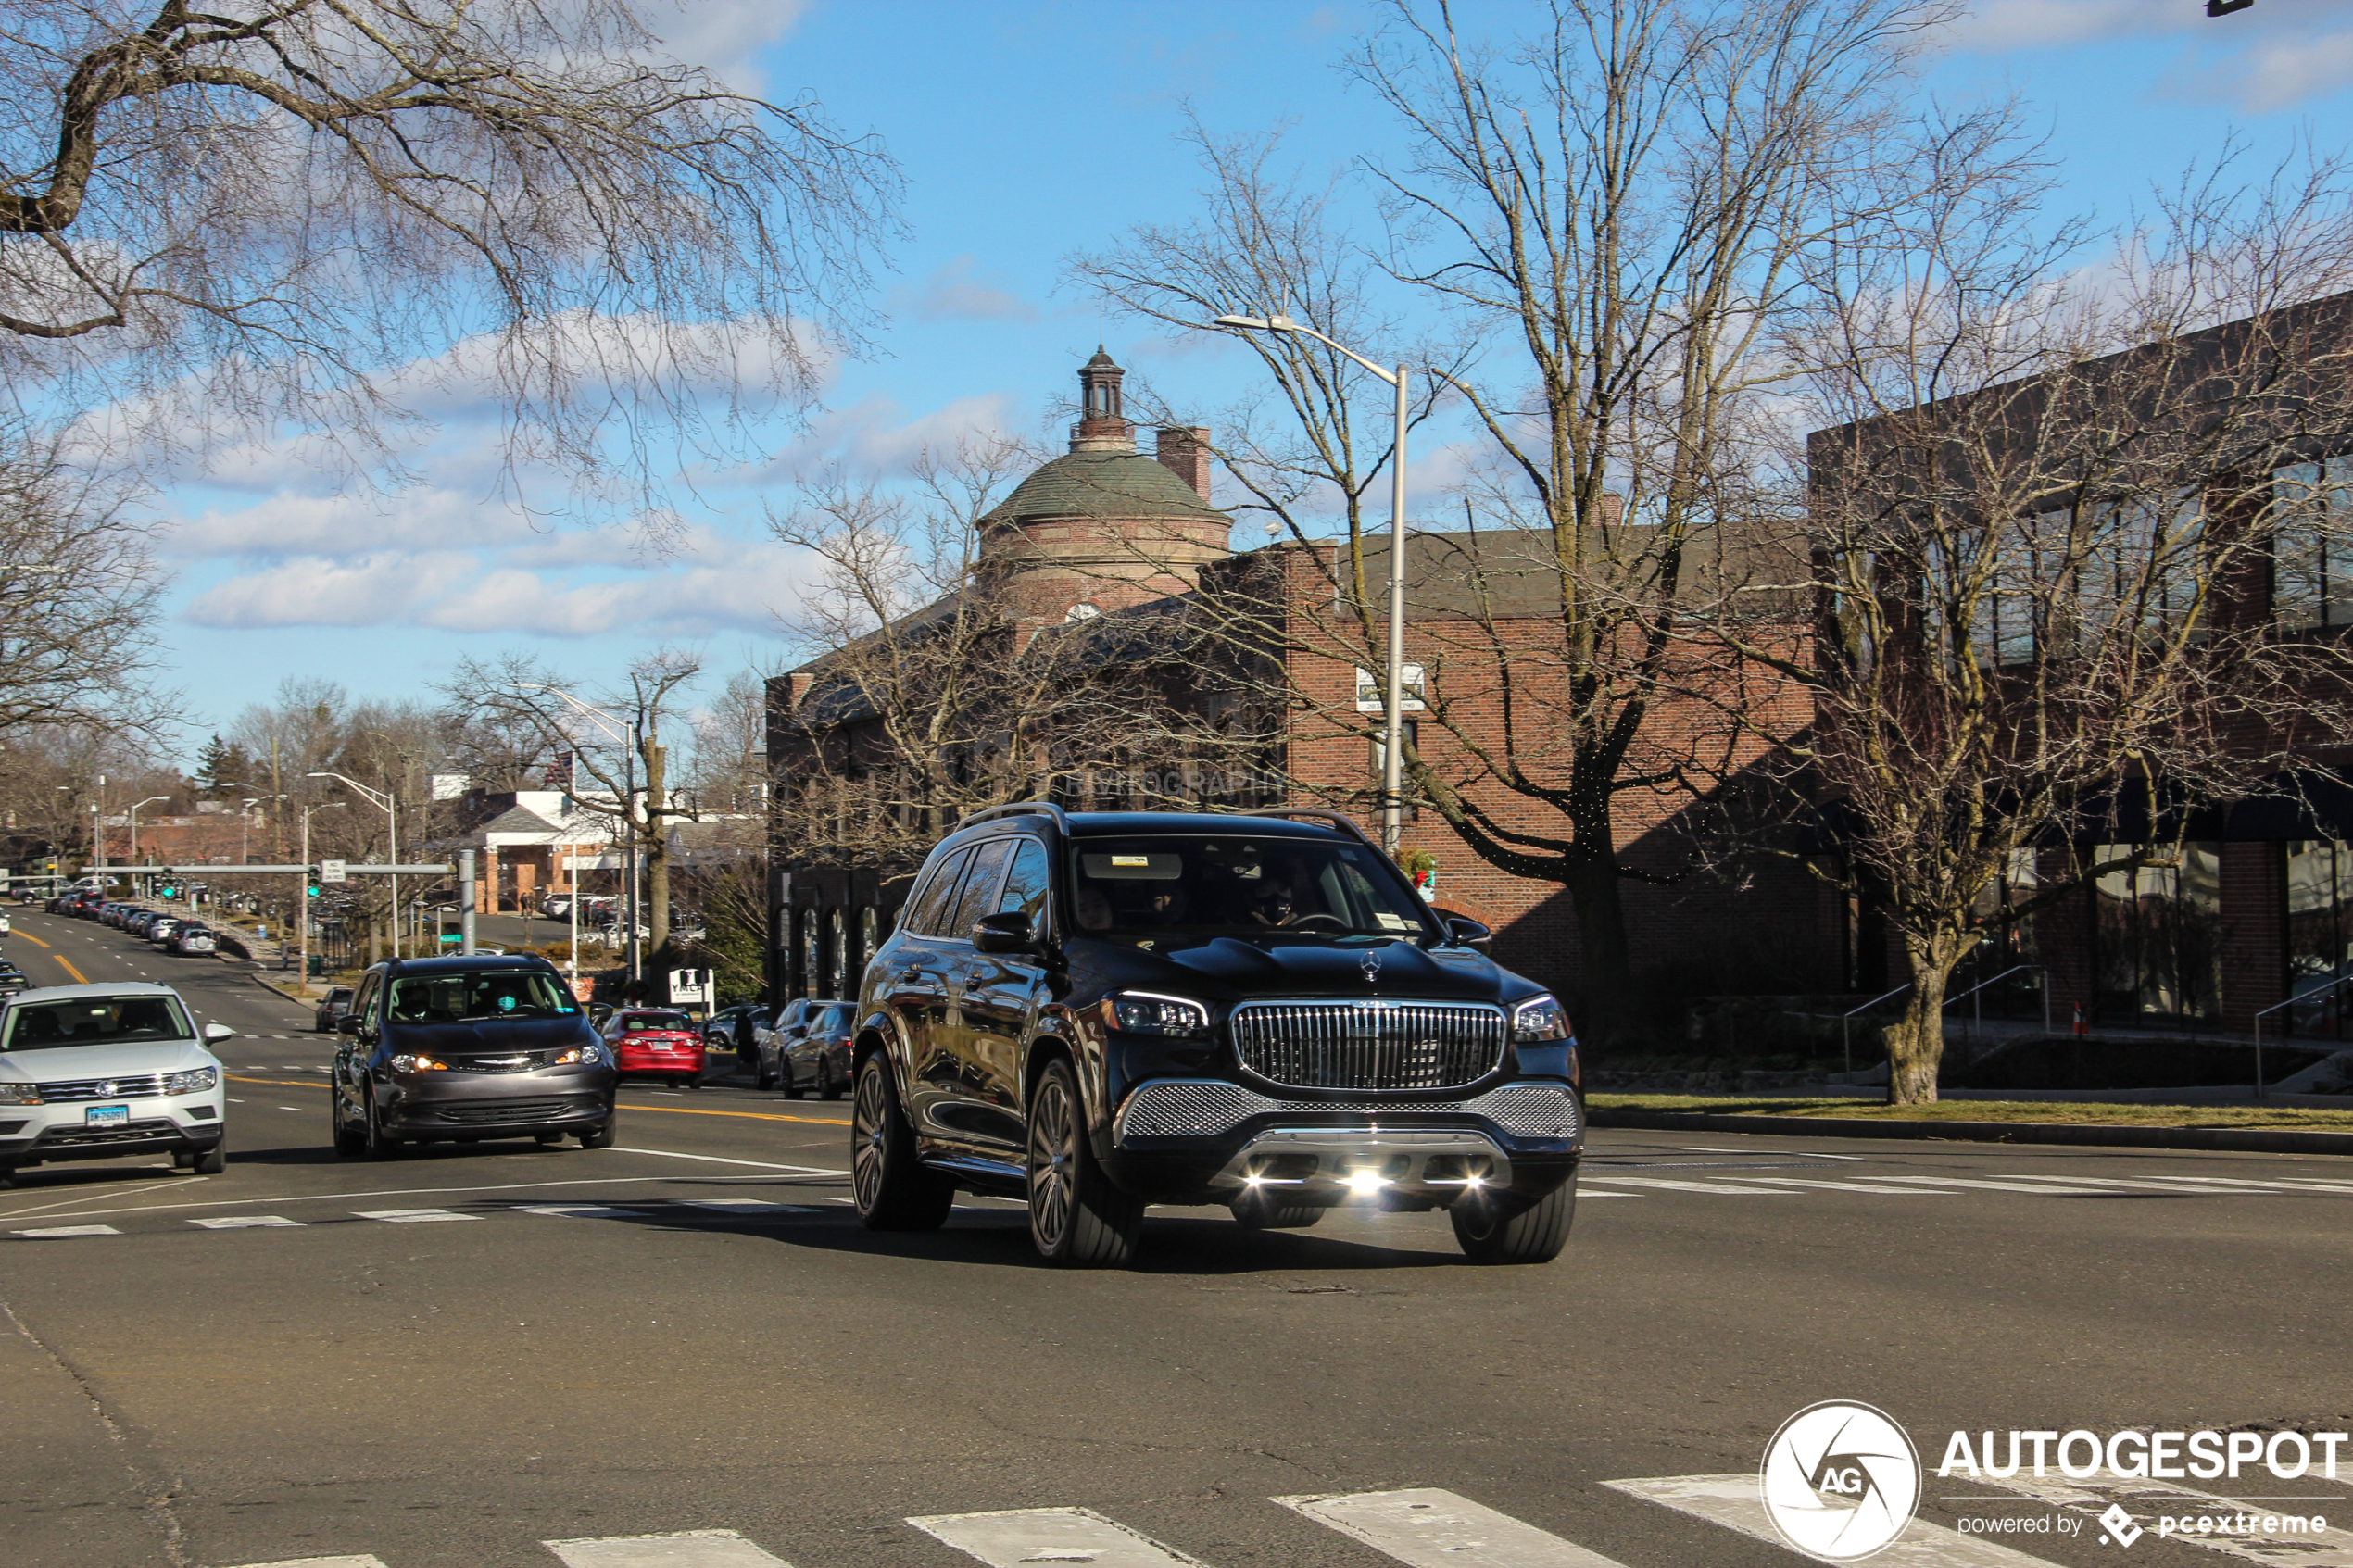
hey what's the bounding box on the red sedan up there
[603,1009,706,1087]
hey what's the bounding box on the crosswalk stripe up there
[353,1209,475,1223]
[189,1215,302,1229]
[908,1506,1210,1567]
[1870,1177,2108,1197]
[12,1224,120,1237]
[545,1530,792,1567]
[520,1204,633,1218]
[222,1557,388,1568]
[677,1199,812,1213]
[1605,1474,2061,1566]
[1581,1176,1793,1195]
[1276,1486,1632,1567]
[1970,1468,2353,1562]
[2140,1174,2353,1195]
[1718,1178,1960,1195]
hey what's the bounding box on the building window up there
[826,907,848,997]
[860,905,878,977]
[799,909,819,999]
[1965,848,2042,1017]
[2092,843,2222,1026]
[2272,460,2352,627]
[2286,839,2353,1037]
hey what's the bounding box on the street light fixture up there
[308,771,398,957]
[1214,312,1413,852]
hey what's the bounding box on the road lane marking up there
[910,1506,1210,1567]
[1277,1487,1632,1567]
[546,1529,793,1568]
[618,1148,845,1174]
[50,954,85,983]
[1871,1176,2109,1197]
[615,1100,851,1127]
[12,1224,120,1237]
[1718,1177,1959,1195]
[223,1557,388,1568]
[16,932,48,947]
[354,1208,476,1223]
[520,1204,635,1218]
[190,1215,302,1229]
[0,1175,208,1222]
[0,1170,842,1224]
[677,1198,814,1213]
[1604,1474,2059,1566]
[1969,1467,2353,1563]
[1580,1176,1793,1195]
[1674,1146,1867,1160]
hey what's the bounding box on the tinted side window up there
[907,848,974,937]
[946,839,1014,941]
[351,972,382,1029]
[996,838,1051,926]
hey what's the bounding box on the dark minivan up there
[330,955,619,1159]
[849,806,1583,1268]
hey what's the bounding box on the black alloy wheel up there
[1449,1174,1576,1264]
[780,1057,804,1100]
[1025,1058,1143,1267]
[578,1110,617,1148]
[818,1056,843,1101]
[331,1085,366,1155]
[850,1055,952,1230]
[362,1087,404,1161]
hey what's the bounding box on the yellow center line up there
[51,954,85,984]
[16,932,50,948]
[224,1075,850,1127]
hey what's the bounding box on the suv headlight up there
[1103,992,1210,1036]
[0,1083,41,1105]
[1512,995,1573,1042]
[550,1044,608,1067]
[390,1052,450,1073]
[163,1067,219,1096]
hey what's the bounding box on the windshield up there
[4,994,195,1051]
[1069,834,1434,942]
[386,969,580,1023]
[620,1010,692,1032]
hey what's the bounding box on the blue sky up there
[146,0,2353,757]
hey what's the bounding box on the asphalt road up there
[2,905,2347,1568]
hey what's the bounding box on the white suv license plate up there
[86,1105,130,1125]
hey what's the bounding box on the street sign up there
[437,932,461,945]
[320,859,347,884]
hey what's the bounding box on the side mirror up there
[336,1015,362,1036]
[203,1022,234,1043]
[972,910,1038,955]
[1443,915,1492,947]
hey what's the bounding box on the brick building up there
[765,351,1843,1010]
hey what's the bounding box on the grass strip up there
[1588,1094,2353,1131]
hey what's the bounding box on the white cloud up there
[763,391,1019,479]
[649,0,812,94]
[1943,0,2353,110]
[182,554,481,629]
[895,255,1039,322]
[1942,1,2198,51]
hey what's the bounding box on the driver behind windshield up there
[386,969,578,1023]
[1071,837,1426,939]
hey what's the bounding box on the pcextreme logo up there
[1760,1401,1923,1562]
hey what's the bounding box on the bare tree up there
[0,1,901,496]
[1723,144,2353,1103]
[446,646,702,955]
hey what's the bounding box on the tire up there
[192,1138,227,1176]
[1231,1196,1324,1230]
[1026,1057,1143,1267]
[578,1110,617,1148]
[1450,1174,1576,1265]
[755,1059,776,1091]
[818,1058,843,1101]
[850,1055,952,1231]
[171,1148,195,1170]
[780,1061,804,1100]
[535,1131,562,1146]
[362,1087,404,1161]
[331,1088,367,1156]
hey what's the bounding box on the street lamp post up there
[515,684,639,986]
[1214,312,1412,853]
[308,771,398,957]
[300,800,346,988]
[127,796,170,887]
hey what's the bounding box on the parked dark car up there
[849,807,1583,1268]
[780,1000,854,1101]
[313,985,355,1034]
[0,962,27,998]
[755,997,843,1091]
[701,1002,767,1073]
[330,955,619,1158]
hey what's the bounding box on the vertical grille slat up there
[1229,1001,1504,1091]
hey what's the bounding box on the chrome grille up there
[1116,1079,1579,1145]
[1229,1001,1505,1090]
[35,1073,169,1103]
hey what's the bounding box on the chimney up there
[1155,425,1213,501]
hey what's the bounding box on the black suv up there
[330,955,619,1158]
[850,806,1582,1267]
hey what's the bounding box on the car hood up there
[1067,932,1523,1007]
[384,1017,598,1055]
[0,1040,217,1082]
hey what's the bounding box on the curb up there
[249,972,312,1010]
[1590,1109,2353,1157]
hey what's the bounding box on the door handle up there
[897,965,924,983]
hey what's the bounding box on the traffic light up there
[307,879,320,898]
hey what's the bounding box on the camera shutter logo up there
[1760,1400,1922,1562]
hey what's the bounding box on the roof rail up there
[961,801,1071,832]
[1214,806,1385,856]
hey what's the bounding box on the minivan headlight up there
[0,1083,41,1105]
[390,1053,450,1073]
[1512,995,1573,1042]
[1104,992,1210,1036]
[550,1044,609,1067]
[163,1067,219,1096]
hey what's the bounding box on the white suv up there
[0,984,233,1181]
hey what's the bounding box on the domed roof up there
[980,447,1225,527]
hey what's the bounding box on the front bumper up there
[1101,1077,1581,1206]
[0,1098,225,1167]
[380,1071,616,1135]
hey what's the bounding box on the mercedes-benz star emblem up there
[1360,950,1382,984]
